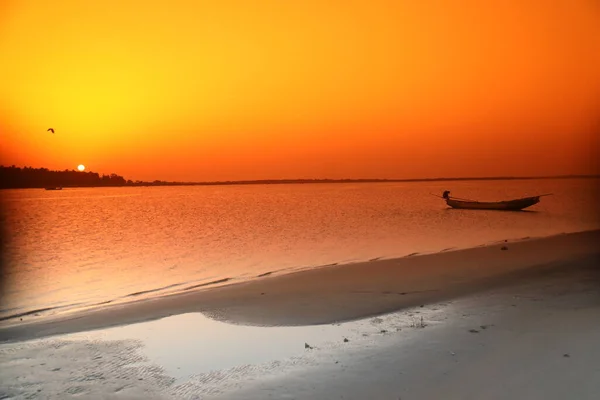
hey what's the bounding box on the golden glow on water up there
[2,179,599,323]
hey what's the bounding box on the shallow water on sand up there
[69,310,429,382]
[0,306,444,398]
[1,178,599,323]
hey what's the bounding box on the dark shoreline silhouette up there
[0,165,598,189]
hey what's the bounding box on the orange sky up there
[1,0,599,181]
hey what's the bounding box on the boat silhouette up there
[438,191,551,211]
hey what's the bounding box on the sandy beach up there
[1,230,599,399]
[1,230,598,342]
[221,251,600,400]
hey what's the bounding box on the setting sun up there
[77,164,85,172]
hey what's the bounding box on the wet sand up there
[0,230,599,399]
[220,251,600,400]
[1,230,598,343]
[0,231,598,399]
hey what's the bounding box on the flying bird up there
[47,128,54,134]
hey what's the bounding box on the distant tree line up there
[0,165,202,189]
[1,165,597,189]
[0,165,130,189]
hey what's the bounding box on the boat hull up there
[446,196,540,211]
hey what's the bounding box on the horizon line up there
[170,174,599,185]
[1,165,599,187]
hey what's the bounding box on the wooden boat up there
[440,191,550,211]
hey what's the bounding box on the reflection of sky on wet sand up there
[103,314,352,379]
[70,308,441,381]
